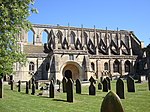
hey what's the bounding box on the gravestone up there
[57,79,61,92]
[31,77,35,84]
[29,80,31,89]
[100,91,124,112]
[10,80,13,90]
[100,77,103,83]
[148,76,150,91]
[98,82,102,90]
[31,83,35,95]
[35,81,38,90]
[62,77,67,93]
[18,80,21,92]
[89,76,96,95]
[127,76,135,92]
[49,81,54,98]
[102,78,108,92]
[76,79,81,94]
[116,78,125,99]
[66,78,73,102]
[26,81,29,94]
[106,77,111,90]
[0,78,3,98]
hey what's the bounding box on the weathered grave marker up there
[102,78,108,92]
[31,83,35,95]
[148,76,150,91]
[127,76,135,92]
[100,76,103,83]
[26,81,29,94]
[57,79,61,92]
[35,81,38,90]
[31,77,35,84]
[10,80,13,90]
[66,78,73,102]
[89,76,96,95]
[76,79,81,94]
[100,91,124,112]
[62,77,67,93]
[98,82,102,90]
[106,77,111,90]
[116,78,125,99]
[49,80,54,98]
[29,80,31,89]
[18,80,21,92]
[0,78,3,98]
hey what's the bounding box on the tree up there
[0,0,37,78]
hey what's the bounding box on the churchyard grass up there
[0,80,150,112]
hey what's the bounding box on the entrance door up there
[64,70,72,79]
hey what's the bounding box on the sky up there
[28,0,150,46]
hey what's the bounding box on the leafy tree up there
[0,0,37,78]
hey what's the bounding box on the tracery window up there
[29,62,34,71]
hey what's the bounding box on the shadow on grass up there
[53,99,67,102]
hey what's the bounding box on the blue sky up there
[28,0,150,46]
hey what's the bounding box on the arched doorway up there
[64,70,72,79]
[62,62,81,80]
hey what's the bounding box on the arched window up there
[104,62,109,70]
[57,30,63,44]
[70,31,75,44]
[29,62,34,71]
[113,60,119,72]
[91,62,95,71]
[125,60,130,72]
[28,30,34,44]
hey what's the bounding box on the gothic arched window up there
[104,62,109,70]
[29,62,34,71]
[125,60,130,72]
[113,60,119,73]
[91,62,95,71]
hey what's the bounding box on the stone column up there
[108,33,111,55]
[119,33,122,55]
[94,26,98,55]
[109,59,114,76]
[130,60,135,74]
[129,36,133,56]
[97,60,102,78]
[120,60,125,76]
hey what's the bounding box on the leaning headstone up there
[26,81,29,94]
[31,83,35,95]
[29,80,31,89]
[76,79,81,94]
[31,77,35,84]
[148,76,150,91]
[49,80,54,98]
[100,91,124,112]
[66,78,73,102]
[89,76,96,95]
[0,78,3,98]
[102,78,108,92]
[35,81,38,90]
[18,80,21,92]
[127,76,135,92]
[98,82,102,90]
[106,77,111,90]
[10,80,13,90]
[116,78,125,99]
[62,77,67,93]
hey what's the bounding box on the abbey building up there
[13,24,144,81]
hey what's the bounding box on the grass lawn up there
[0,80,150,112]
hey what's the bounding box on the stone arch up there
[60,61,82,80]
[41,29,49,44]
[28,28,35,44]
[83,31,88,45]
